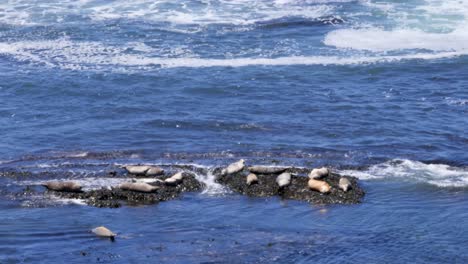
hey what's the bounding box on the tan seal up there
[246,173,258,185]
[42,181,82,192]
[307,179,331,193]
[92,226,116,241]
[221,159,245,175]
[338,177,351,192]
[119,182,158,193]
[308,167,329,179]
[248,166,287,174]
[123,165,164,176]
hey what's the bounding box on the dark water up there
[1,0,467,263]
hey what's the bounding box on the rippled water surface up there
[1,0,467,263]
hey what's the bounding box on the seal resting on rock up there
[165,172,184,186]
[221,159,245,175]
[92,226,116,242]
[146,166,164,176]
[339,177,351,192]
[308,179,331,194]
[248,166,286,174]
[119,182,159,193]
[308,167,329,179]
[132,178,164,184]
[123,165,164,176]
[246,173,258,186]
[276,172,291,188]
[42,181,82,193]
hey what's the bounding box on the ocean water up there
[0,0,467,263]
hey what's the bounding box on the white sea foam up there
[325,0,468,54]
[324,26,468,52]
[194,169,229,195]
[0,0,333,26]
[0,38,465,71]
[339,159,468,187]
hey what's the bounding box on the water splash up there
[339,159,468,187]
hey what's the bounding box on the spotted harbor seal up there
[307,179,331,194]
[246,173,258,185]
[123,165,164,176]
[221,159,245,175]
[248,166,287,174]
[308,167,329,179]
[338,177,351,192]
[276,172,291,188]
[119,182,159,193]
[92,226,116,241]
[42,181,82,193]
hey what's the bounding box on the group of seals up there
[36,161,361,207]
[222,161,352,195]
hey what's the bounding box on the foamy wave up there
[193,170,229,196]
[0,0,333,26]
[0,38,465,71]
[326,0,468,53]
[324,27,468,52]
[340,159,468,187]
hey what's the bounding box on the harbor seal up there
[119,182,159,193]
[221,159,245,175]
[42,181,82,193]
[92,226,116,241]
[146,166,164,176]
[171,172,184,181]
[246,173,258,185]
[164,172,184,186]
[338,177,351,192]
[308,167,329,179]
[276,172,291,188]
[131,178,164,184]
[123,165,164,176]
[307,179,331,194]
[248,166,287,174]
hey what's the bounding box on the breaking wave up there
[340,159,468,188]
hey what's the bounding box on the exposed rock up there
[216,171,364,205]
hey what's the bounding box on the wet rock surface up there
[216,169,365,205]
[1,164,365,207]
[52,173,204,208]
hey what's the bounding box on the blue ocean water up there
[0,0,467,263]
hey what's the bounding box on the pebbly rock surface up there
[53,173,204,208]
[216,170,365,205]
